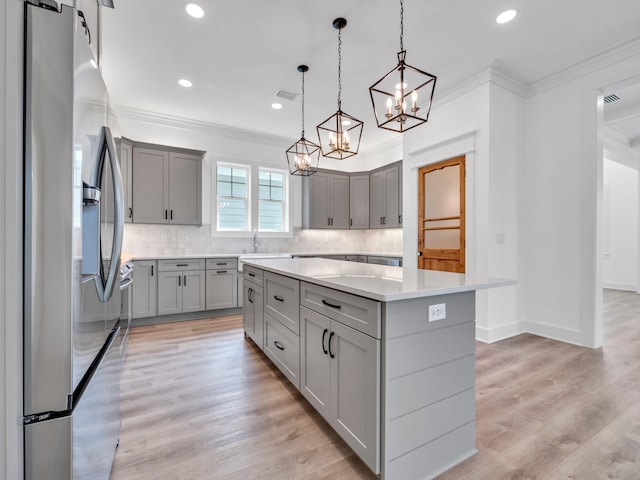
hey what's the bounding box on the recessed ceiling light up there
[178,79,192,88]
[271,103,283,110]
[496,9,517,24]
[185,3,204,19]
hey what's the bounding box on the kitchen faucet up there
[253,229,260,253]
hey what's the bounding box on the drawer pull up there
[322,299,341,310]
[274,295,284,302]
[176,264,188,267]
[328,332,335,358]
[322,328,328,355]
[217,262,226,265]
[248,273,256,277]
[216,270,228,274]
[274,340,285,351]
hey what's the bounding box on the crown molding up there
[528,34,640,98]
[113,104,294,149]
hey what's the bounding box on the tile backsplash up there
[122,224,403,257]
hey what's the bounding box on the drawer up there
[206,258,237,270]
[243,265,263,286]
[157,258,205,272]
[264,313,300,389]
[300,282,381,339]
[264,272,300,334]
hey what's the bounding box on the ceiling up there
[101,0,640,152]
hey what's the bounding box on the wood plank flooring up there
[110,289,640,480]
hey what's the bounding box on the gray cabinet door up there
[169,152,202,225]
[132,147,169,224]
[308,172,330,228]
[206,270,237,310]
[132,260,157,318]
[243,281,263,349]
[370,164,400,229]
[181,270,206,313]
[118,139,133,223]
[157,271,182,315]
[329,174,350,229]
[349,174,369,229]
[330,320,380,473]
[300,306,332,420]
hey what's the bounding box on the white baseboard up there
[603,282,637,292]
[476,322,526,343]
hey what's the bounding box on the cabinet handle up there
[176,264,188,267]
[216,262,226,266]
[248,272,256,277]
[328,217,331,226]
[178,275,181,286]
[350,218,353,227]
[331,217,334,226]
[274,340,285,351]
[328,332,335,358]
[399,214,402,224]
[170,210,173,220]
[151,265,154,276]
[380,216,383,225]
[165,210,168,220]
[128,207,133,219]
[322,299,341,310]
[322,328,328,355]
[274,295,284,302]
[216,270,227,274]
[248,287,253,303]
[183,275,187,286]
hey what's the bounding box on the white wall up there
[401,73,523,342]
[522,47,640,347]
[2,0,24,478]
[602,158,638,290]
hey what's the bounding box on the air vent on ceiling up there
[604,93,622,104]
[274,89,298,101]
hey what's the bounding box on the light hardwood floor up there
[110,289,640,480]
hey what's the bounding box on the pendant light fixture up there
[369,0,437,132]
[316,18,363,160]
[286,65,321,176]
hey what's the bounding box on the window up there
[217,164,249,231]
[258,169,287,232]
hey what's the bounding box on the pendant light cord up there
[337,26,342,110]
[301,70,305,137]
[400,0,404,52]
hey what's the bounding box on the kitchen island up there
[241,257,513,480]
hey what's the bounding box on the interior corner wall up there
[521,55,640,348]
[2,0,24,478]
[602,157,638,290]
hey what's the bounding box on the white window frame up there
[258,167,289,233]
[215,162,251,232]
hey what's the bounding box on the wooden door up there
[418,156,466,273]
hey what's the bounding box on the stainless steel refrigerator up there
[23,1,125,479]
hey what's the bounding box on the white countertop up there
[126,252,402,261]
[242,257,515,302]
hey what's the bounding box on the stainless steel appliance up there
[23,1,124,479]
[118,261,134,363]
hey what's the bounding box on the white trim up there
[603,282,638,291]
[524,321,586,348]
[475,321,526,344]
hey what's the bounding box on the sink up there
[237,253,291,271]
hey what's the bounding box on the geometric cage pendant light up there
[286,65,321,176]
[369,0,437,132]
[316,17,363,160]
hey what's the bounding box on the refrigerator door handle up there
[92,126,125,302]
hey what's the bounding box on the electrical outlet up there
[428,303,446,322]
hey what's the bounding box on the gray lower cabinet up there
[264,272,300,334]
[243,278,264,348]
[132,260,157,318]
[370,163,400,229]
[264,313,300,389]
[157,259,206,315]
[205,258,238,309]
[300,307,380,474]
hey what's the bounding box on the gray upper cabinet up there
[307,172,350,229]
[117,138,133,223]
[349,174,370,229]
[131,144,203,225]
[370,163,401,229]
